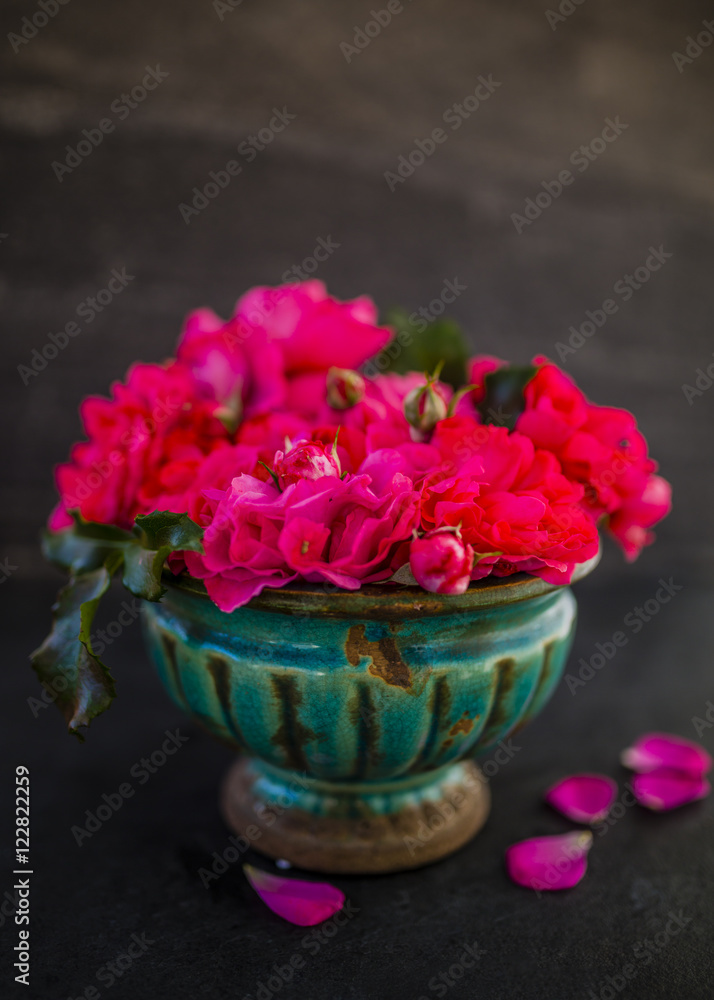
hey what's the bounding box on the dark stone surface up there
[1,0,713,996]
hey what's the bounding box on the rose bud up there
[404,379,448,441]
[326,367,366,409]
[409,531,474,595]
[274,440,341,488]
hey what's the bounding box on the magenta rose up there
[50,362,229,530]
[425,419,600,584]
[515,362,671,557]
[274,440,341,488]
[410,531,474,595]
[177,281,392,420]
[186,470,419,610]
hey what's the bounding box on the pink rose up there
[516,362,589,451]
[185,475,298,610]
[274,440,341,488]
[237,280,390,376]
[410,531,474,595]
[424,421,599,584]
[177,281,392,420]
[515,363,671,558]
[186,471,419,610]
[358,443,442,494]
[52,362,229,530]
[184,443,260,527]
[276,474,419,590]
[177,306,284,416]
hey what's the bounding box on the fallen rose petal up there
[505,831,593,891]
[631,768,711,812]
[544,774,618,824]
[243,865,345,926]
[621,732,712,777]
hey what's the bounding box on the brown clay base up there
[220,758,491,874]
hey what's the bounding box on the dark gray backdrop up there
[1,1,713,998]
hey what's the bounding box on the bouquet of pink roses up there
[34,280,670,733]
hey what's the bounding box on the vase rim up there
[164,551,600,618]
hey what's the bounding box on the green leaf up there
[477,365,537,431]
[123,511,204,602]
[42,528,116,575]
[43,515,134,574]
[122,545,171,602]
[132,511,204,553]
[30,553,122,740]
[36,510,205,737]
[379,309,469,389]
[69,511,134,543]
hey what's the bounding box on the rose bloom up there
[50,362,230,531]
[185,468,420,610]
[410,531,474,595]
[515,361,671,558]
[425,418,599,584]
[274,439,341,488]
[177,280,392,420]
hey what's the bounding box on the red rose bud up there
[274,440,341,488]
[409,531,474,595]
[404,380,448,440]
[326,367,366,409]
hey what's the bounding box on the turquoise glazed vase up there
[142,561,595,873]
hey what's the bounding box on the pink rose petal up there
[621,732,712,777]
[243,865,345,926]
[631,768,711,812]
[544,773,618,824]
[505,831,593,891]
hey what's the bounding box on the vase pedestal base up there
[220,757,490,875]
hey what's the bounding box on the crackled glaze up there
[142,571,587,871]
[143,574,580,781]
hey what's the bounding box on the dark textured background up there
[1,1,713,997]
